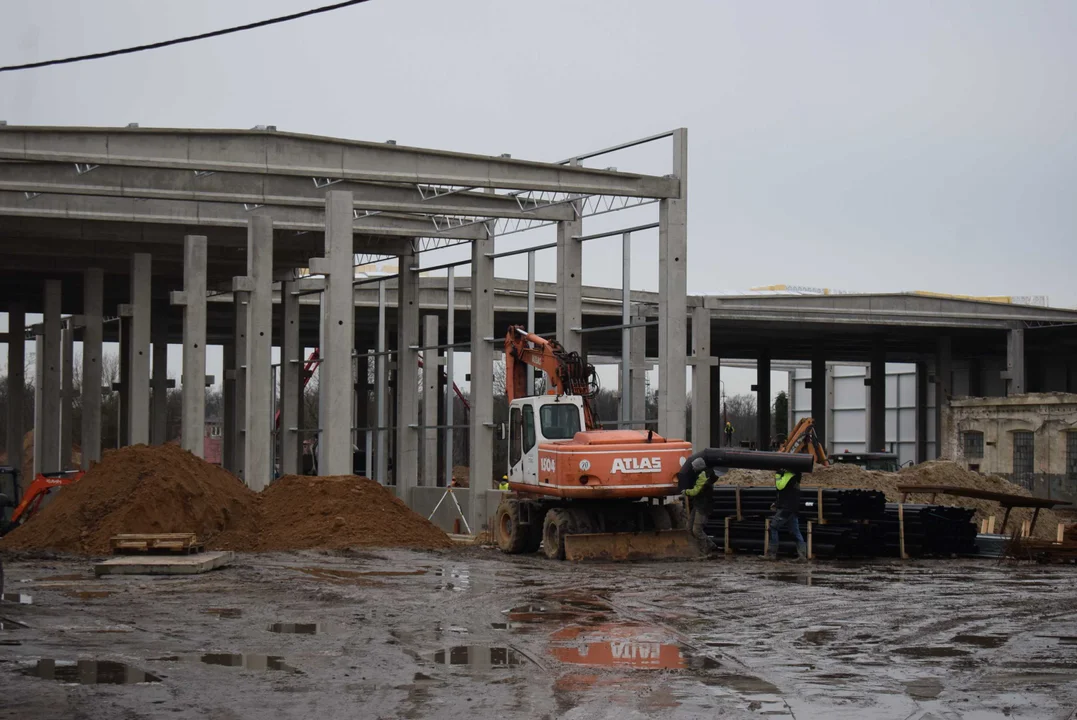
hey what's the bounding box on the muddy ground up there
[2,549,1076,719]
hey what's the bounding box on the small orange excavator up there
[0,467,84,535]
[779,418,830,466]
[495,326,698,561]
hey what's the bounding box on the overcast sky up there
[1,0,1075,399]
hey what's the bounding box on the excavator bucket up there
[563,529,702,562]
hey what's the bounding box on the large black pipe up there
[700,448,815,473]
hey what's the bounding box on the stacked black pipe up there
[703,516,885,558]
[880,503,978,557]
[707,486,886,523]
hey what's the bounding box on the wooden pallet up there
[110,533,204,555]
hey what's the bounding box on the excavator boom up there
[504,326,599,429]
[780,418,830,465]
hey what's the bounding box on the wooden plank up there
[735,487,742,521]
[94,551,234,577]
[896,484,1070,509]
[817,488,824,525]
[899,503,908,560]
[987,515,995,534]
[1000,507,1012,534]
[724,516,732,556]
[807,521,814,560]
[764,518,770,557]
[1059,524,1066,543]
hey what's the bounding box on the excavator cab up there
[507,396,585,488]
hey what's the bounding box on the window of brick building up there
[963,431,984,459]
[1012,430,1034,487]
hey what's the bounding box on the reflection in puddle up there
[549,623,719,671]
[66,591,112,600]
[267,622,330,635]
[20,659,160,684]
[905,677,944,699]
[354,569,427,577]
[431,645,525,668]
[157,654,300,672]
[894,646,971,658]
[0,618,28,630]
[1,594,32,604]
[952,634,1008,649]
[204,608,242,618]
[757,572,878,592]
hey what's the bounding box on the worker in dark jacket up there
[677,452,724,551]
[765,470,808,561]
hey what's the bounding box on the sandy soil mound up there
[251,475,453,551]
[0,444,259,554]
[722,460,1064,540]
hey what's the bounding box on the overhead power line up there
[0,0,373,73]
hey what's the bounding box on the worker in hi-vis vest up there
[765,470,808,561]
[677,452,723,552]
[723,421,734,446]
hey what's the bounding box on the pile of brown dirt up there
[250,475,453,551]
[722,460,1064,540]
[0,444,259,554]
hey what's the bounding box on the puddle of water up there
[757,573,878,592]
[296,567,385,586]
[905,677,944,699]
[204,608,242,618]
[801,629,837,645]
[1,618,28,630]
[157,654,299,672]
[503,604,586,624]
[894,646,971,658]
[267,622,331,635]
[1,593,32,604]
[40,574,90,582]
[66,591,113,600]
[20,659,160,684]
[430,645,526,668]
[953,634,1009,649]
[354,569,427,577]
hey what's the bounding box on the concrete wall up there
[792,363,936,465]
[408,486,504,534]
[945,393,1077,501]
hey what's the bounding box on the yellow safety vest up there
[685,471,710,498]
[775,472,794,490]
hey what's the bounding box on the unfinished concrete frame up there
[0,125,687,532]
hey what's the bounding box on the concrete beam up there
[41,279,61,472]
[6,303,25,479]
[468,221,496,532]
[811,343,827,447]
[395,246,420,498]
[279,279,301,476]
[118,317,130,446]
[60,317,74,468]
[173,236,207,458]
[629,306,647,429]
[222,342,236,471]
[0,127,681,198]
[244,216,274,491]
[125,254,152,445]
[231,294,248,480]
[422,314,439,486]
[690,306,711,451]
[0,163,577,221]
[935,336,952,459]
[915,361,929,463]
[80,271,103,468]
[316,191,355,477]
[657,128,688,440]
[0,191,485,240]
[150,307,168,445]
[555,187,583,355]
[32,334,43,477]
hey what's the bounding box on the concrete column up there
[710,364,722,448]
[756,349,771,450]
[222,343,236,471]
[935,336,952,459]
[242,215,274,491]
[356,351,370,477]
[6,303,25,480]
[150,306,168,445]
[690,306,711,451]
[868,346,886,452]
[629,306,647,428]
[81,271,103,468]
[33,334,43,477]
[915,361,929,463]
[422,315,439,486]
[395,246,420,498]
[375,282,388,483]
[118,317,130,446]
[657,128,688,440]
[810,343,827,447]
[41,279,61,472]
[232,293,249,480]
[279,279,301,476]
[1005,327,1026,396]
[468,221,495,532]
[60,318,74,469]
[172,235,207,458]
[555,192,583,355]
[126,253,152,445]
[313,190,355,477]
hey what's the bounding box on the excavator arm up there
[504,326,600,429]
[779,418,830,466]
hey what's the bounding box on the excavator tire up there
[543,508,575,560]
[665,502,688,530]
[495,498,528,554]
[520,500,545,553]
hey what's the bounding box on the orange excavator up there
[495,326,698,561]
[779,418,830,465]
[0,468,84,535]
